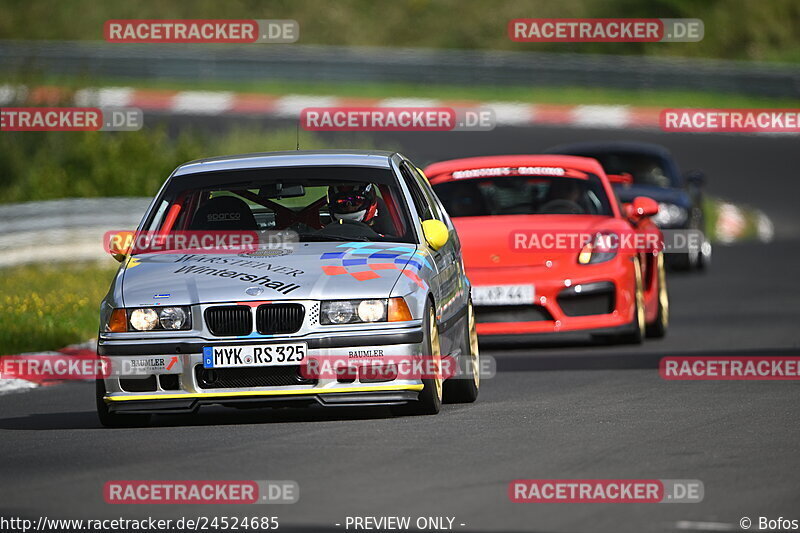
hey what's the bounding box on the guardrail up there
[1,40,798,98]
[0,197,149,267]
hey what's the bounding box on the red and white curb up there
[0,341,97,395]
[1,84,664,130]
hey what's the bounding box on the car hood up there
[614,184,690,207]
[454,215,630,269]
[120,242,418,307]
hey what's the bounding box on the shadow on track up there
[492,346,799,372]
[0,403,397,431]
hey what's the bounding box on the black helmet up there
[328,183,378,223]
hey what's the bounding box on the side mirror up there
[106,231,134,262]
[607,172,633,186]
[421,219,449,251]
[685,170,705,186]
[630,197,659,218]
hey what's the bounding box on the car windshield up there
[579,152,675,188]
[432,173,613,217]
[138,165,414,247]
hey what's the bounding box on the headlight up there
[357,300,386,322]
[321,301,356,324]
[578,232,617,265]
[129,308,159,331]
[127,306,192,331]
[159,307,188,330]
[652,202,688,227]
[320,299,396,325]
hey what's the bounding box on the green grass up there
[1,0,799,62]
[0,262,119,353]
[704,196,767,242]
[20,74,800,108]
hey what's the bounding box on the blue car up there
[545,141,711,270]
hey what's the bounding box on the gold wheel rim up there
[429,308,443,401]
[658,254,669,328]
[468,302,480,389]
[635,260,646,335]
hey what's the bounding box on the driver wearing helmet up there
[328,182,379,223]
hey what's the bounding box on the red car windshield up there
[432,174,613,217]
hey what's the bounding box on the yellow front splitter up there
[105,383,424,402]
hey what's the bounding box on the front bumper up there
[469,258,637,336]
[99,325,425,414]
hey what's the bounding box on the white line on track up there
[674,520,737,531]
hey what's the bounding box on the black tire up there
[443,300,480,404]
[96,379,151,428]
[392,303,442,416]
[646,254,669,338]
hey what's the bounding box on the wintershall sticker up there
[660,356,800,380]
[509,18,703,42]
[173,265,301,295]
[509,479,703,503]
[173,254,305,277]
[1,107,143,131]
[661,109,800,133]
[104,480,298,504]
[104,20,299,43]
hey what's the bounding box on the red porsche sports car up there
[425,155,668,344]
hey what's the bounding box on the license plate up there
[203,343,307,368]
[472,284,535,306]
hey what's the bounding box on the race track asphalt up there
[0,120,798,533]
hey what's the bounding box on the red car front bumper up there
[469,256,638,336]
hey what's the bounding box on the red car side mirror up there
[630,196,659,218]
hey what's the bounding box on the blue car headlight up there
[652,203,688,227]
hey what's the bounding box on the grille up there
[194,365,315,389]
[474,305,553,323]
[205,305,252,336]
[256,303,305,334]
[557,291,615,317]
[120,375,157,392]
[158,374,180,391]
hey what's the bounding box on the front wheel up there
[646,253,669,338]
[443,300,480,404]
[96,379,151,428]
[392,303,442,416]
[594,259,645,345]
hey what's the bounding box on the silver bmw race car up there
[96,150,479,426]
